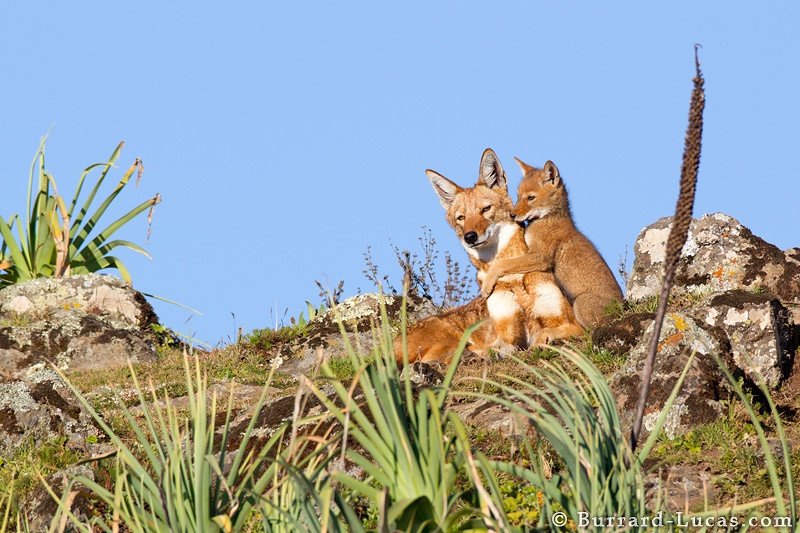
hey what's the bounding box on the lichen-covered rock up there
[695,291,792,389]
[0,273,158,328]
[0,312,158,380]
[627,213,800,303]
[278,292,437,376]
[0,274,159,381]
[0,369,102,460]
[612,313,729,439]
[624,214,798,390]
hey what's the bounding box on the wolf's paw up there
[487,340,518,359]
[531,329,556,346]
[462,349,487,365]
[480,274,499,297]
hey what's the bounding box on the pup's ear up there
[426,169,462,210]
[478,148,507,191]
[542,160,562,186]
[513,157,536,176]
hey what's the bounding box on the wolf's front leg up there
[480,263,504,297]
[486,290,527,353]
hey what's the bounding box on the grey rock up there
[0,273,158,328]
[0,369,102,460]
[626,214,797,390]
[644,465,714,512]
[0,274,159,380]
[695,291,791,389]
[628,213,800,303]
[450,399,530,437]
[592,312,655,355]
[612,313,729,439]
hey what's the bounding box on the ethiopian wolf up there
[481,158,623,328]
[396,149,582,364]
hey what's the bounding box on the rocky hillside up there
[1,212,798,527]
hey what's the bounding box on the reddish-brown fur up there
[482,158,624,328]
[395,150,582,364]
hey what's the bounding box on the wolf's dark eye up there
[482,206,491,213]
[527,195,535,201]
[456,215,465,221]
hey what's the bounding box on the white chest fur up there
[462,222,518,263]
[486,290,520,320]
[532,281,566,317]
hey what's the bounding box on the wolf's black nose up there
[464,232,478,245]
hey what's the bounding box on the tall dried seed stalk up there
[630,46,705,451]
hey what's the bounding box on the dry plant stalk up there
[630,45,705,451]
[47,176,71,278]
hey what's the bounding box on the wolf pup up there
[396,149,582,364]
[481,158,623,328]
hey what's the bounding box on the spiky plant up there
[0,136,160,287]
[304,294,506,531]
[45,349,345,532]
[459,347,694,531]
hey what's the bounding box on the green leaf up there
[72,194,159,264]
[70,155,142,255]
[76,255,133,283]
[69,142,124,248]
[140,291,203,315]
[388,495,437,531]
[306,300,318,321]
[2,138,157,287]
[0,216,32,282]
[77,238,152,265]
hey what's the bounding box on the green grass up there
[244,324,309,350]
[0,312,36,328]
[652,413,800,506]
[325,354,359,380]
[68,345,297,401]
[652,408,753,465]
[0,437,83,526]
[604,295,659,319]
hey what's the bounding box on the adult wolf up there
[396,149,582,364]
[481,158,623,328]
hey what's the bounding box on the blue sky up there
[2,3,798,346]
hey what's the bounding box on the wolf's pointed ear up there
[543,160,562,186]
[514,157,536,176]
[427,169,461,210]
[479,148,507,190]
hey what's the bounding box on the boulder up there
[0,274,159,381]
[0,368,102,460]
[625,213,798,390]
[450,399,528,437]
[695,291,791,389]
[612,313,729,439]
[627,213,800,303]
[644,464,714,512]
[0,273,158,328]
[592,312,656,356]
